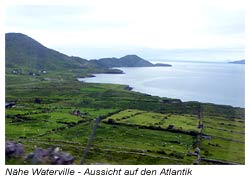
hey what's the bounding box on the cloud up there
[5,0,245,60]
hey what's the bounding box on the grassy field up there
[5,70,245,165]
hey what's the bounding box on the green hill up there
[5,33,93,71]
[6,33,171,73]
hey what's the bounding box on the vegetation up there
[5,33,245,165]
[6,33,170,74]
[5,70,245,164]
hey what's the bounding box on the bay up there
[79,62,245,108]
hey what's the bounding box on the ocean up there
[78,61,245,108]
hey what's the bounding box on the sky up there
[5,0,245,61]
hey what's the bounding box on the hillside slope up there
[5,33,92,71]
[6,33,171,72]
[90,55,172,68]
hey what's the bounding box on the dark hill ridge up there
[120,55,153,67]
[91,55,151,68]
[90,55,172,68]
[5,33,171,72]
[228,60,245,64]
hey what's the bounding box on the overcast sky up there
[5,0,245,61]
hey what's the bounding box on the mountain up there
[229,60,245,64]
[5,33,171,73]
[5,33,93,71]
[119,55,153,67]
[154,63,172,67]
[90,55,172,68]
[90,55,153,68]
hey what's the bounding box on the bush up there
[167,125,174,130]
[107,119,115,124]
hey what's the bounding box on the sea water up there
[79,62,245,108]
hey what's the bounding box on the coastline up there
[77,62,245,108]
[77,77,244,109]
